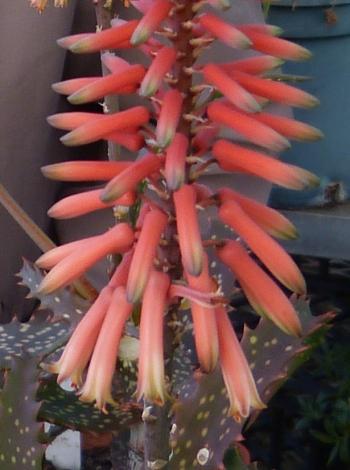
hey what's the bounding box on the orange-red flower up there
[217,241,302,336]
[137,271,170,404]
[41,286,113,386]
[208,101,290,152]
[48,189,136,219]
[231,71,319,108]
[60,106,150,146]
[173,184,204,277]
[203,63,260,112]
[126,208,168,303]
[131,0,172,46]
[217,187,298,240]
[66,20,139,53]
[238,28,311,61]
[220,55,283,75]
[67,65,145,105]
[41,161,131,182]
[156,89,183,148]
[79,286,133,412]
[216,307,265,420]
[38,223,134,294]
[101,154,162,202]
[164,133,188,191]
[198,13,251,49]
[213,139,319,189]
[139,46,177,96]
[186,253,219,373]
[219,199,306,294]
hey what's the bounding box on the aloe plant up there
[0,0,330,467]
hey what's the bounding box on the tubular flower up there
[79,286,133,412]
[136,271,170,404]
[217,241,302,336]
[231,71,319,108]
[36,236,99,269]
[126,208,168,303]
[41,286,113,387]
[65,20,139,53]
[101,153,162,202]
[41,161,131,182]
[203,64,260,113]
[186,253,219,373]
[216,307,265,421]
[139,46,177,97]
[48,189,136,219]
[218,199,306,294]
[37,223,134,294]
[164,133,188,191]
[156,89,184,148]
[198,13,252,49]
[60,106,150,146]
[131,0,172,46]
[67,65,146,105]
[220,55,284,75]
[207,101,290,152]
[217,187,298,240]
[213,139,320,189]
[173,185,204,277]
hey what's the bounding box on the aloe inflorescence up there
[37,0,321,421]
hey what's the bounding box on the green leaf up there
[38,379,142,433]
[0,356,43,469]
[0,315,70,369]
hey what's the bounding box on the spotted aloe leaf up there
[18,259,89,326]
[0,315,70,370]
[38,378,142,433]
[169,299,333,470]
[0,356,43,469]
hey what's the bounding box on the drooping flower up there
[208,101,290,152]
[101,153,162,202]
[213,139,319,189]
[202,64,260,113]
[130,0,172,46]
[60,106,150,146]
[186,253,219,373]
[79,286,133,412]
[67,65,146,105]
[156,89,183,148]
[36,237,98,269]
[65,20,139,53]
[38,223,134,294]
[220,55,283,75]
[217,187,298,240]
[48,189,136,219]
[137,270,170,404]
[173,184,204,277]
[216,307,265,421]
[245,111,324,142]
[217,240,302,336]
[41,286,113,386]
[231,71,319,108]
[218,199,306,294]
[139,46,177,97]
[41,160,131,182]
[126,208,168,303]
[198,13,252,49]
[164,133,188,191]
[238,27,311,61]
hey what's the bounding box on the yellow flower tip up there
[67,91,87,105]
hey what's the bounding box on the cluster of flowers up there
[37,0,321,420]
